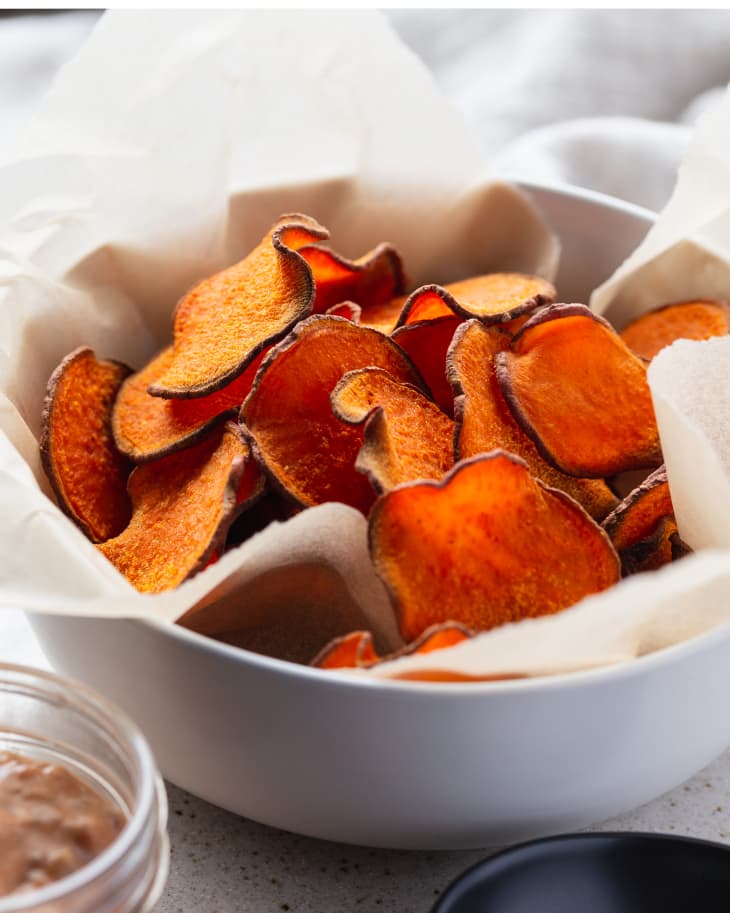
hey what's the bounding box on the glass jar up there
[0,663,168,913]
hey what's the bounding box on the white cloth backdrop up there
[4,10,730,208]
[391,9,730,210]
[1,8,730,665]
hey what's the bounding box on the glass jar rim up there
[0,662,165,912]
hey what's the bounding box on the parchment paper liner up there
[1,10,729,679]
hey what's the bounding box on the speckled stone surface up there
[154,748,730,913]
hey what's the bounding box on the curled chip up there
[311,631,379,669]
[149,214,328,398]
[602,465,673,552]
[241,315,424,513]
[496,304,662,478]
[620,299,730,360]
[447,320,618,521]
[331,367,455,493]
[601,465,689,575]
[618,517,687,577]
[325,301,361,322]
[392,315,462,416]
[396,273,555,328]
[396,286,456,326]
[113,346,266,463]
[369,451,620,642]
[40,347,132,543]
[311,621,472,670]
[398,621,473,657]
[99,423,260,593]
[300,243,405,315]
[359,294,408,334]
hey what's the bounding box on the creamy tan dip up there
[0,750,125,896]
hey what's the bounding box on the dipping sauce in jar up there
[0,664,168,913]
[0,751,126,897]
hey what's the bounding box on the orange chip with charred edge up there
[396,273,555,329]
[41,347,132,543]
[149,214,328,399]
[325,301,361,322]
[600,464,690,576]
[398,621,473,657]
[331,367,455,494]
[392,315,462,416]
[602,465,673,553]
[447,320,618,521]
[369,451,620,642]
[311,631,379,669]
[311,621,472,670]
[359,294,408,335]
[618,517,685,577]
[620,299,730,360]
[98,423,260,593]
[300,243,406,315]
[241,315,425,513]
[496,304,662,478]
[113,346,267,463]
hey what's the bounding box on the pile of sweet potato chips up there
[40,214,730,673]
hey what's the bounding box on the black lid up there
[432,832,730,913]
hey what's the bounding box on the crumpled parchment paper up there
[1,9,729,678]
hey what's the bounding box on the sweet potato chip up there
[149,214,328,398]
[311,621,472,670]
[447,320,618,521]
[98,423,255,592]
[311,630,379,669]
[600,465,691,575]
[369,451,620,641]
[499,313,532,337]
[241,316,424,513]
[618,517,682,577]
[234,443,266,509]
[399,621,473,657]
[602,465,673,553]
[331,367,455,493]
[113,346,267,462]
[325,301,362,322]
[620,299,730,360]
[396,273,555,328]
[392,315,461,416]
[496,304,661,478]
[396,285,456,326]
[300,243,406,315]
[40,347,132,543]
[359,294,408,334]
[445,273,555,320]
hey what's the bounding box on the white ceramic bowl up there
[29,182,730,850]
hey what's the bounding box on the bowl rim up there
[512,176,657,225]
[138,604,730,698]
[97,179,730,700]
[431,829,730,912]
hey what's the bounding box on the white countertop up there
[155,753,730,913]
